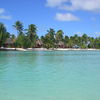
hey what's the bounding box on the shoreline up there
[0,47,100,51]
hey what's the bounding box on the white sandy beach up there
[0,47,99,51]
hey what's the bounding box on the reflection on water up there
[0,51,100,100]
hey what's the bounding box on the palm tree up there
[11,34,16,40]
[94,37,100,49]
[56,30,64,43]
[0,23,7,47]
[82,34,88,48]
[42,28,55,49]
[64,35,69,47]
[88,37,95,48]
[72,34,79,45]
[27,24,38,47]
[13,21,23,36]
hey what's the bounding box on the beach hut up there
[35,40,43,48]
[4,38,14,47]
[56,41,65,48]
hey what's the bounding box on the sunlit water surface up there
[0,51,100,100]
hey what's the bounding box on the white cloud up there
[0,8,5,14]
[55,13,79,21]
[0,8,12,20]
[0,15,12,20]
[46,0,100,12]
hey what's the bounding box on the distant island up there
[0,21,100,50]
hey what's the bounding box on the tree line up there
[0,21,100,49]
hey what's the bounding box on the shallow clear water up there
[0,51,100,100]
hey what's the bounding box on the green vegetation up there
[0,21,100,49]
[0,23,10,46]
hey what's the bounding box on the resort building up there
[56,41,65,48]
[4,38,14,48]
[35,40,43,48]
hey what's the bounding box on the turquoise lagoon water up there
[0,51,100,100]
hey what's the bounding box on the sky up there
[0,0,100,37]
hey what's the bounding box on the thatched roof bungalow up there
[35,40,43,48]
[4,38,15,47]
[56,41,65,48]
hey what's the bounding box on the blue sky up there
[0,0,100,37]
